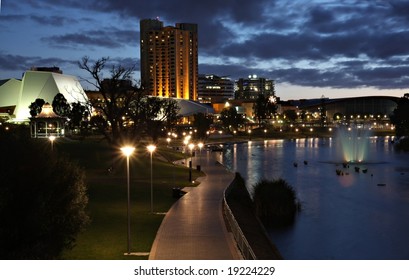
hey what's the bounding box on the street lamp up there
[188,143,195,182]
[183,138,189,153]
[49,135,56,151]
[197,142,203,167]
[147,144,156,214]
[120,145,135,255]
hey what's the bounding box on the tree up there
[78,56,140,144]
[319,95,327,127]
[0,129,89,259]
[253,94,267,125]
[193,112,213,139]
[253,94,276,126]
[390,93,409,137]
[128,96,180,142]
[69,101,89,132]
[79,56,179,144]
[220,106,243,132]
[52,93,71,117]
[283,110,297,123]
[29,98,45,117]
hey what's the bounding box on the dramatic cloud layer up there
[1,0,408,98]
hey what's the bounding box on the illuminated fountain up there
[336,127,371,163]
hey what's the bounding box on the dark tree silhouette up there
[193,112,213,140]
[78,56,179,144]
[128,96,180,142]
[69,101,88,130]
[391,93,409,137]
[29,98,45,117]
[253,94,277,126]
[52,93,71,117]
[283,109,297,123]
[78,56,140,144]
[0,129,89,259]
[220,106,243,132]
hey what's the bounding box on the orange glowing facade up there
[140,19,198,100]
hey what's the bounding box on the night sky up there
[1,0,408,100]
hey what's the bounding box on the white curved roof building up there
[0,70,88,122]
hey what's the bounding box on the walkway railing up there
[223,181,257,260]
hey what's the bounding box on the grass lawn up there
[57,137,203,259]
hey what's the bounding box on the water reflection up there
[221,137,409,259]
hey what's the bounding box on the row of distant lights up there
[164,125,390,139]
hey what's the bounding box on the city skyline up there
[0,0,408,100]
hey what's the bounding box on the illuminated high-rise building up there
[140,18,198,100]
[198,74,234,104]
[235,74,275,100]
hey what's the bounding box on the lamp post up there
[183,138,189,153]
[197,142,203,167]
[188,143,195,182]
[120,146,135,255]
[49,135,56,151]
[147,144,156,214]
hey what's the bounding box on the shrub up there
[252,178,299,227]
[0,128,89,259]
[395,137,409,152]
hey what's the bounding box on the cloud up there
[30,15,72,26]
[0,52,77,72]
[42,28,139,49]
[4,0,409,91]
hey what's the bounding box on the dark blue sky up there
[1,0,408,99]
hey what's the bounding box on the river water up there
[217,137,409,259]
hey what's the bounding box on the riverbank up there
[224,172,283,260]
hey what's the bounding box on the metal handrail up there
[223,184,257,260]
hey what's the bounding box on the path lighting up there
[49,135,56,151]
[198,142,204,153]
[188,143,195,182]
[147,144,156,213]
[120,145,135,255]
[166,137,171,147]
[198,142,204,166]
[183,138,189,153]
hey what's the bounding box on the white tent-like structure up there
[174,98,214,116]
[0,71,88,122]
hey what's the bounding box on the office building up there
[235,74,275,100]
[140,18,198,100]
[198,74,234,104]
